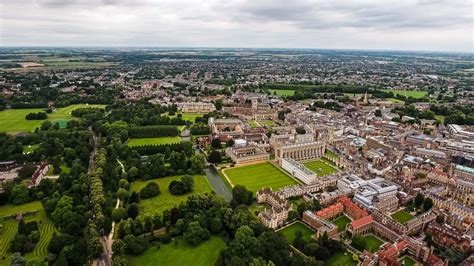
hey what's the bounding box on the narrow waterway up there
[204,166,232,202]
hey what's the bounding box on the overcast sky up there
[1,0,473,52]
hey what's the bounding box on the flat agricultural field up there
[279,222,315,243]
[130,175,212,218]
[332,215,351,232]
[127,237,225,266]
[391,210,415,224]
[327,252,357,266]
[223,162,298,192]
[304,160,338,176]
[127,137,182,146]
[382,89,427,99]
[0,201,56,265]
[0,104,106,133]
[268,89,295,96]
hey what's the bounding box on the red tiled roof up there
[350,215,373,229]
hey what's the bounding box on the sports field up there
[332,215,351,232]
[127,237,225,266]
[279,222,315,243]
[130,175,212,218]
[268,89,295,96]
[0,201,56,265]
[382,89,427,99]
[304,160,338,176]
[127,136,182,146]
[391,210,415,224]
[0,104,106,133]
[223,162,298,192]
[327,252,357,266]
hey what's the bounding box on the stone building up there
[281,157,317,184]
[225,145,269,165]
[302,210,338,238]
[256,188,291,229]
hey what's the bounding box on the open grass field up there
[0,104,106,133]
[127,137,182,146]
[260,120,274,127]
[332,215,351,232]
[181,113,207,122]
[435,115,445,123]
[279,222,315,244]
[387,98,405,104]
[268,89,295,96]
[399,256,417,266]
[304,160,338,176]
[0,201,56,265]
[248,120,259,128]
[363,234,384,252]
[223,162,298,192]
[391,210,415,224]
[382,89,427,99]
[130,175,212,218]
[327,252,357,266]
[127,237,225,266]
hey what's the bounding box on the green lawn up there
[127,237,225,266]
[260,120,274,127]
[0,104,106,133]
[304,160,338,176]
[363,234,384,252]
[387,98,405,104]
[248,120,259,128]
[435,115,445,123]
[268,89,295,96]
[127,137,182,146]
[332,215,351,232]
[279,222,315,244]
[180,113,207,122]
[23,144,39,154]
[382,89,427,99]
[130,175,213,218]
[391,210,415,224]
[0,201,56,265]
[327,252,358,266]
[399,256,417,266]
[223,162,298,192]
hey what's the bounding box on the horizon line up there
[0,45,473,54]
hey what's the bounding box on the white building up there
[281,157,317,184]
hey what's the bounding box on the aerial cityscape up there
[0,1,473,266]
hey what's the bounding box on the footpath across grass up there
[223,162,298,192]
[130,175,213,218]
[391,210,415,224]
[127,237,225,266]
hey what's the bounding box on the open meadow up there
[268,89,295,96]
[382,89,427,99]
[0,104,106,133]
[130,175,213,218]
[127,237,225,266]
[223,162,298,192]
[0,201,56,265]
